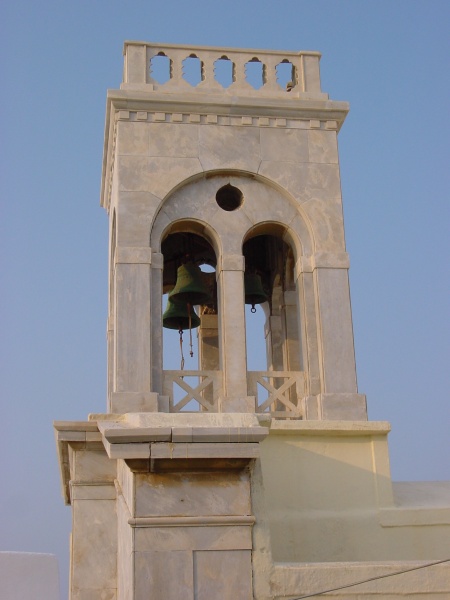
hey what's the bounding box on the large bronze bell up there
[169,262,211,306]
[162,297,201,331]
[244,272,268,312]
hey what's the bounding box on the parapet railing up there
[122,41,326,99]
[163,370,222,412]
[248,370,305,418]
[163,369,304,417]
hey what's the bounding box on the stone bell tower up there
[101,42,365,421]
[54,41,442,600]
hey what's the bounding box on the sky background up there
[1,1,449,597]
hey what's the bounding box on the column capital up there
[295,252,349,279]
[115,246,153,265]
[217,254,245,274]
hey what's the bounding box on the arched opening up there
[149,172,313,415]
[161,230,219,412]
[243,232,303,416]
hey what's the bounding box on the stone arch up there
[150,170,314,259]
[242,224,304,378]
[149,170,325,411]
[158,218,222,266]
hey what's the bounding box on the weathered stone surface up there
[135,524,252,552]
[134,471,251,517]
[260,127,309,163]
[195,550,253,600]
[308,129,339,164]
[71,498,117,593]
[134,551,193,600]
[199,125,261,172]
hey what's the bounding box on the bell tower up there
[56,42,384,599]
[102,42,366,421]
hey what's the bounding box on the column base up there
[305,393,367,420]
[109,392,159,413]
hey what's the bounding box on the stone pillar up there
[98,413,268,600]
[150,251,164,398]
[315,267,358,394]
[216,255,253,411]
[295,254,367,420]
[313,257,367,420]
[198,313,220,371]
[295,262,321,400]
[111,247,158,413]
[198,313,220,406]
[266,314,283,371]
[282,290,302,372]
[61,434,118,600]
[118,466,254,600]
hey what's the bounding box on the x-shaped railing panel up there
[248,371,305,417]
[163,370,221,412]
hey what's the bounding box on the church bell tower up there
[56,41,376,599]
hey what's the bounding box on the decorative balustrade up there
[163,370,222,412]
[163,369,304,417]
[122,41,326,99]
[247,371,305,418]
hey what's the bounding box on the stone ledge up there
[269,420,391,436]
[54,420,99,432]
[151,442,260,460]
[97,413,269,445]
[271,560,450,597]
[106,90,349,124]
[128,515,255,528]
[379,507,450,527]
[102,438,261,462]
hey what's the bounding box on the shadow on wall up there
[259,434,450,563]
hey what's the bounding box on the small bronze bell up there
[244,272,268,312]
[162,297,201,331]
[163,294,200,366]
[169,262,211,306]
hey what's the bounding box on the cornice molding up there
[100,90,348,211]
[128,515,256,528]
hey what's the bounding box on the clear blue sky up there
[1,1,449,597]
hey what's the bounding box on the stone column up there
[101,413,268,600]
[295,258,321,401]
[266,314,283,371]
[111,247,158,413]
[198,313,220,406]
[312,252,367,420]
[59,431,118,600]
[198,313,220,372]
[150,251,164,398]
[216,255,253,412]
[282,290,302,372]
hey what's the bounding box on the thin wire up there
[290,557,450,599]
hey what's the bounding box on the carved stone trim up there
[114,109,330,131]
[128,515,256,528]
